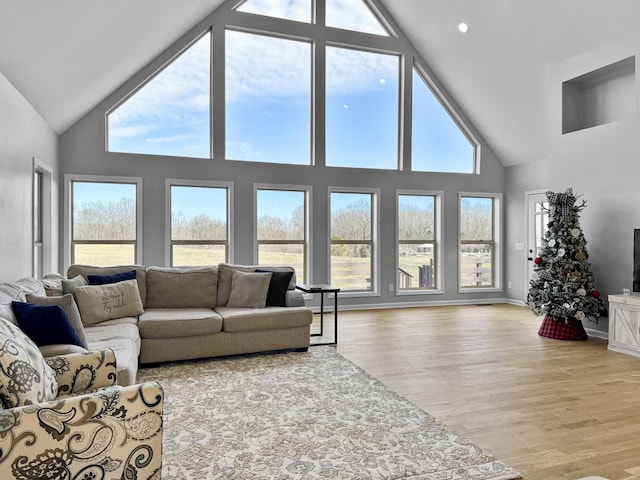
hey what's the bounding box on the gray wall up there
[504,158,549,305]
[0,72,59,282]
[504,43,640,335]
[59,3,507,309]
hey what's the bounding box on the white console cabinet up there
[608,294,640,357]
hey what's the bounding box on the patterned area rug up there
[138,347,521,479]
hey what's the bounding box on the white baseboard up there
[309,297,513,313]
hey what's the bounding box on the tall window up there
[256,186,309,282]
[107,33,211,158]
[226,30,311,165]
[169,182,230,266]
[329,190,377,292]
[397,192,440,291]
[459,194,500,289]
[70,179,140,266]
[412,68,475,173]
[325,47,399,169]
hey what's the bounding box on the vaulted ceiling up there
[0,0,638,166]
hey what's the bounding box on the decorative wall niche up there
[562,56,636,134]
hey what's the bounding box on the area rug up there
[138,347,521,479]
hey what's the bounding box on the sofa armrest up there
[285,289,306,307]
[45,349,118,396]
[0,382,163,479]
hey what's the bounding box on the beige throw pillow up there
[74,280,144,326]
[226,271,272,308]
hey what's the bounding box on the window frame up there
[253,183,312,284]
[165,179,233,267]
[328,186,380,296]
[64,174,143,270]
[395,189,443,295]
[458,192,502,293]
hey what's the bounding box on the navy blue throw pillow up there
[11,301,84,348]
[88,270,136,285]
[256,269,294,307]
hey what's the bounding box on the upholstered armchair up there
[0,317,163,479]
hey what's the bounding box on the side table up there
[296,284,340,345]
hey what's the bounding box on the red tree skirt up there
[538,315,588,341]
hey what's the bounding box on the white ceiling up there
[0,0,638,166]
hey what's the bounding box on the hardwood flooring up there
[331,303,640,480]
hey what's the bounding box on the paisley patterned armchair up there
[0,317,163,480]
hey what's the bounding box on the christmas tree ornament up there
[527,188,604,340]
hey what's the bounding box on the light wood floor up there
[331,303,640,480]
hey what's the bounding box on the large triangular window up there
[326,0,390,36]
[411,68,475,173]
[235,0,312,23]
[107,32,211,159]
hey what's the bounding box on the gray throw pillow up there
[62,275,88,295]
[25,293,89,349]
[226,271,272,308]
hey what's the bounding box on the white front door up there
[525,191,549,300]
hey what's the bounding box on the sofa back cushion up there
[217,264,297,306]
[0,283,23,325]
[0,278,46,326]
[145,266,218,308]
[68,265,148,306]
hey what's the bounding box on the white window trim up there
[165,179,234,266]
[328,186,380,297]
[32,157,53,277]
[458,191,502,293]
[395,189,444,295]
[64,174,143,272]
[253,183,312,284]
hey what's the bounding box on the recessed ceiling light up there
[457,22,469,33]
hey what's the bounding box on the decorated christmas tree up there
[527,188,603,340]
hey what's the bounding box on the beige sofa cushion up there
[145,266,218,308]
[67,265,148,306]
[216,306,313,333]
[74,280,144,326]
[139,308,223,338]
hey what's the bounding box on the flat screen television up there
[634,229,640,292]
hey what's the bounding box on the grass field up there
[73,245,492,289]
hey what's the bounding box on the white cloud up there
[237,0,310,23]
